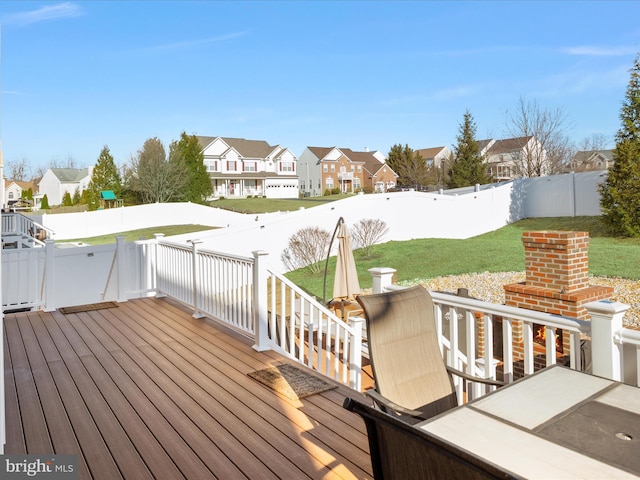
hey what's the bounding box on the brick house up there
[298,147,397,196]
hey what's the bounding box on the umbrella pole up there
[322,216,344,305]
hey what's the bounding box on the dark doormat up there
[247,363,338,400]
[59,302,119,314]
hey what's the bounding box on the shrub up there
[281,226,331,272]
[351,218,389,257]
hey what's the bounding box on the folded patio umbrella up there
[333,221,361,300]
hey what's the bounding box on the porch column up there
[585,300,629,381]
[252,250,270,352]
[43,239,56,312]
[116,236,127,303]
[154,234,165,297]
[188,239,204,319]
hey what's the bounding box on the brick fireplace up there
[502,231,613,371]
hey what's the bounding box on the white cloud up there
[146,32,248,52]
[3,2,83,26]
[564,46,638,56]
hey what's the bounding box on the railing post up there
[252,250,270,352]
[348,316,364,391]
[116,235,127,303]
[368,267,396,293]
[153,234,165,297]
[43,239,56,312]
[585,300,630,381]
[188,239,204,319]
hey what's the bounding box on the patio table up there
[416,365,640,479]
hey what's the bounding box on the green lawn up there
[285,217,640,299]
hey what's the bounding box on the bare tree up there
[578,133,612,151]
[351,218,389,257]
[505,97,572,176]
[6,158,31,181]
[281,227,330,273]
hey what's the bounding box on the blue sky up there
[0,1,639,174]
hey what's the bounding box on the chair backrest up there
[356,285,457,418]
[343,397,518,480]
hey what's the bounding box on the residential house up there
[38,167,93,206]
[197,136,298,199]
[340,148,398,193]
[3,179,39,210]
[298,147,397,196]
[567,149,614,172]
[415,146,451,169]
[481,136,546,181]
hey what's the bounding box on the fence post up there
[368,267,396,293]
[188,239,204,319]
[43,239,56,312]
[585,300,630,381]
[153,234,165,297]
[116,236,127,303]
[252,250,270,352]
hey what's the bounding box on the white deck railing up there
[2,238,639,391]
[258,266,364,390]
[372,268,639,389]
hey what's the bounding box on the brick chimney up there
[504,231,612,320]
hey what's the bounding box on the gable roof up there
[306,146,337,160]
[486,136,533,155]
[415,146,447,160]
[50,168,90,182]
[197,136,283,159]
[572,149,614,164]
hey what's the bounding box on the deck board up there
[4,296,373,480]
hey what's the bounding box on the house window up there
[351,165,355,171]
[354,178,361,189]
[326,178,334,189]
[227,160,237,171]
[300,180,305,189]
[244,162,256,172]
[323,164,328,172]
[8,192,14,199]
[280,162,294,172]
[357,166,362,172]
[330,165,335,172]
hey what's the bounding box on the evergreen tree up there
[600,54,640,236]
[86,146,123,210]
[62,191,73,207]
[169,132,212,204]
[448,110,489,188]
[386,144,429,188]
[41,194,50,210]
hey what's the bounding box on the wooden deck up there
[3,296,373,479]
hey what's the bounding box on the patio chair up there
[343,397,518,480]
[356,285,503,422]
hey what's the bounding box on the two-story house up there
[566,149,614,172]
[480,136,546,181]
[197,136,298,199]
[3,179,39,210]
[415,146,451,169]
[38,167,93,206]
[298,147,397,196]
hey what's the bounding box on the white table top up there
[417,366,640,479]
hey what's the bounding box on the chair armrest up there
[364,389,429,420]
[446,365,505,387]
